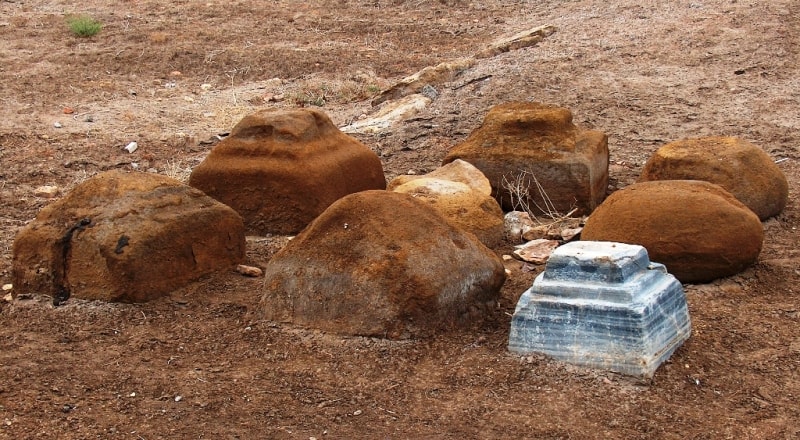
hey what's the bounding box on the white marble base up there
[508,241,692,378]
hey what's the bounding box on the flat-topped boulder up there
[12,171,245,303]
[581,180,763,283]
[189,108,386,235]
[639,136,789,220]
[509,241,691,378]
[260,190,506,339]
[442,102,608,215]
[389,160,504,247]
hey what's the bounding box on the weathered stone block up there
[443,102,608,215]
[508,241,691,378]
[189,108,386,235]
[12,171,245,303]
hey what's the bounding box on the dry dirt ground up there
[1,0,799,438]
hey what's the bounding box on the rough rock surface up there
[260,190,506,338]
[639,136,789,220]
[12,171,245,302]
[389,160,503,247]
[189,108,386,235]
[442,102,608,215]
[581,180,763,283]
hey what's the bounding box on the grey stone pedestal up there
[508,241,691,378]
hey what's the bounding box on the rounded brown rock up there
[639,136,788,220]
[260,190,506,339]
[581,180,763,283]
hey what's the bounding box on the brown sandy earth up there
[1,0,799,438]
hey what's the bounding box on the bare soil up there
[1,0,799,438]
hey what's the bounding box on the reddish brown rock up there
[260,190,506,339]
[189,108,386,235]
[12,171,245,303]
[581,180,763,283]
[639,136,789,220]
[443,102,608,215]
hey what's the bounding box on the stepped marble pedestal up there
[508,241,691,378]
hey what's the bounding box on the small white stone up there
[174,395,183,402]
[129,392,136,397]
[236,264,263,277]
[513,239,560,264]
[1,284,12,291]
[124,142,138,153]
[200,83,213,91]
[353,409,362,416]
[53,122,62,128]
[34,185,60,198]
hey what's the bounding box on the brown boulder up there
[260,190,506,339]
[581,180,763,283]
[189,108,386,235]
[443,102,608,215]
[639,136,789,220]
[12,171,245,303]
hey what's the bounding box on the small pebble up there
[236,264,263,278]
[53,122,62,128]
[34,185,60,198]
[2,284,12,291]
[174,395,183,402]
[124,142,138,153]
[353,409,362,416]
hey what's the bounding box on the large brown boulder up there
[442,102,608,215]
[639,136,789,220]
[260,190,506,339]
[389,160,504,247]
[189,108,387,235]
[12,171,246,303]
[581,180,763,283]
